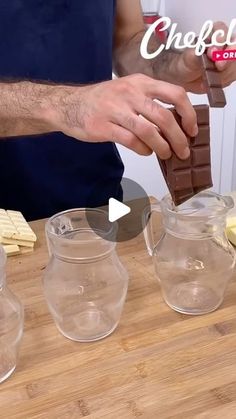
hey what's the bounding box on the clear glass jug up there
[43,209,129,342]
[0,246,24,383]
[143,191,236,315]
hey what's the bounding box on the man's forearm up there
[113,31,183,85]
[0,81,60,138]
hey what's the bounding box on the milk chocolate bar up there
[201,52,226,108]
[158,105,213,206]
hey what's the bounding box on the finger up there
[113,112,172,159]
[207,45,227,71]
[114,112,173,159]
[182,47,202,72]
[109,123,153,156]
[136,99,191,159]
[207,22,231,71]
[179,49,206,93]
[214,41,236,71]
[211,21,228,44]
[140,79,198,138]
[216,61,236,87]
[184,78,207,94]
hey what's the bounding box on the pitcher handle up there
[142,203,164,256]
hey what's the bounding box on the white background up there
[117,0,236,199]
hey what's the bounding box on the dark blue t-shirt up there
[0,1,124,220]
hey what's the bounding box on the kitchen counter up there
[2,215,236,419]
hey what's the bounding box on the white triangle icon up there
[216,53,221,58]
[108,198,131,222]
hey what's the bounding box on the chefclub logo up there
[140,17,236,61]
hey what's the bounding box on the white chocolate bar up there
[3,244,20,256]
[0,209,37,243]
[226,216,236,246]
[227,227,236,246]
[0,236,34,248]
[226,216,236,230]
[2,244,34,257]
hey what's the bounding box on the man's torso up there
[0,0,123,220]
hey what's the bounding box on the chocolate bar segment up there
[157,105,213,206]
[192,126,210,146]
[201,52,226,108]
[201,53,216,70]
[194,107,210,125]
[207,87,226,108]
[192,146,211,166]
[204,70,222,87]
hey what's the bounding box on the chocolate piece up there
[207,87,227,108]
[194,106,210,125]
[192,126,210,146]
[201,53,216,70]
[157,105,213,206]
[201,52,226,108]
[204,70,222,87]
[192,146,211,166]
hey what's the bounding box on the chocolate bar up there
[1,209,36,241]
[201,52,226,108]
[0,209,37,249]
[158,105,213,206]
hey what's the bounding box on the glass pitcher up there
[0,246,24,383]
[143,191,236,315]
[43,209,129,342]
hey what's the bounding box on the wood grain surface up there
[2,215,236,419]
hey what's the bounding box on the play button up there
[108,198,131,222]
[86,177,151,242]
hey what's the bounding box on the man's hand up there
[113,0,236,93]
[0,75,197,159]
[174,22,236,93]
[48,74,198,159]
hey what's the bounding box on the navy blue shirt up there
[0,1,124,220]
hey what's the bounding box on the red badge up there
[213,49,236,62]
